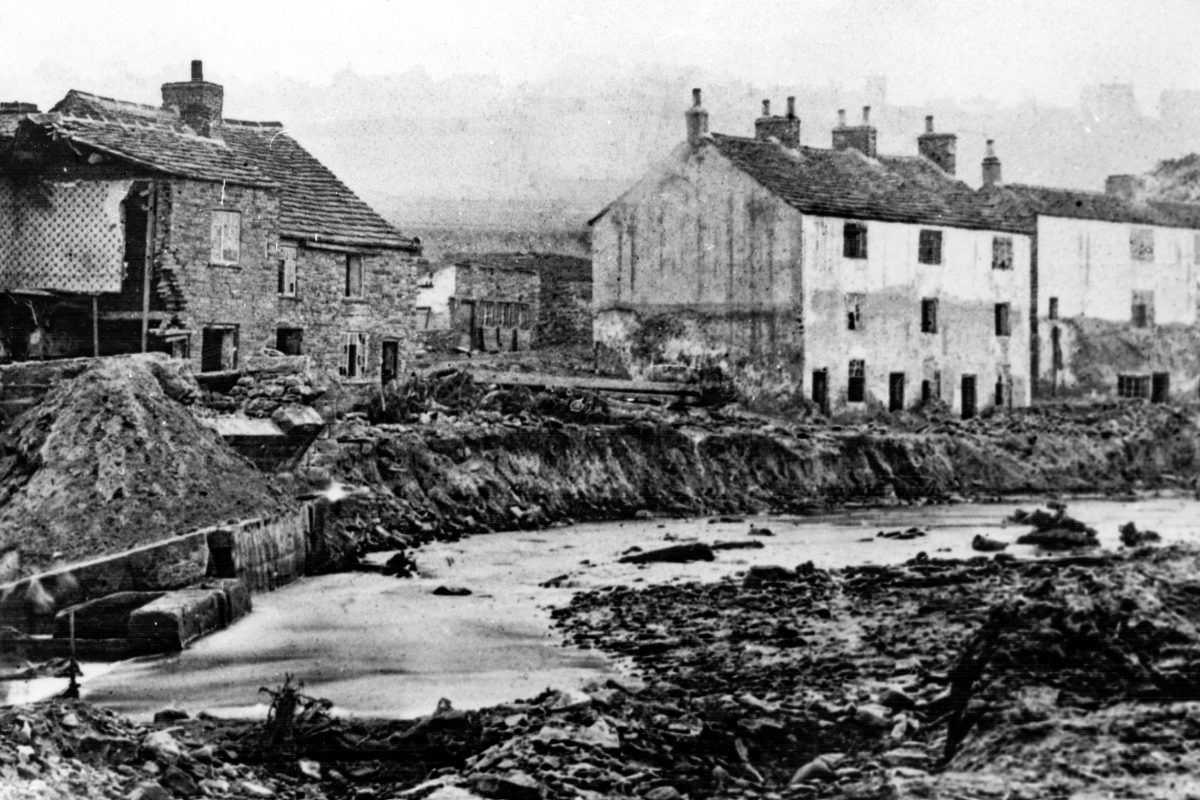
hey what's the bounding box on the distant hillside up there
[404,224,589,262]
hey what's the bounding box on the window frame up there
[846,293,864,331]
[345,254,365,299]
[278,244,298,297]
[918,229,943,265]
[920,297,939,334]
[991,236,1013,271]
[275,327,303,356]
[847,359,866,403]
[1117,374,1150,399]
[843,222,868,260]
[994,302,1012,337]
[340,331,369,379]
[209,210,242,266]
[1130,228,1155,262]
[1131,290,1154,328]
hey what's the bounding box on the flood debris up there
[617,542,715,564]
[877,527,927,540]
[971,533,1008,552]
[1119,520,1162,547]
[1012,504,1100,549]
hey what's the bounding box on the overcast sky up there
[4,0,1200,110]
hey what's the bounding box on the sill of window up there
[279,295,301,301]
[208,262,241,269]
[342,297,369,304]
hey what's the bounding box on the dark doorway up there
[201,326,238,372]
[961,374,977,419]
[276,327,303,356]
[888,372,905,412]
[381,340,399,385]
[811,369,829,415]
[1151,372,1170,403]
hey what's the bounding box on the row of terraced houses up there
[591,91,1200,416]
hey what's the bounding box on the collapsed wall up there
[1041,316,1200,399]
[0,354,289,582]
[325,404,1200,535]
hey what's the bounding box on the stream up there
[12,496,1200,719]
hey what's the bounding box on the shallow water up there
[18,496,1200,719]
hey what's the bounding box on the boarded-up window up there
[345,255,365,297]
[278,245,297,297]
[1130,228,1155,262]
[340,332,368,379]
[1132,290,1155,327]
[920,298,938,333]
[846,293,864,330]
[848,359,866,402]
[992,236,1013,270]
[918,230,942,264]
[994,302,1012,336]
[210,210,241,265]
[843,223,868,259]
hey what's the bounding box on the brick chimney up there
[832,106,877,158]
[917,115,956,175]
[161,60,224,138]
[754,96,800,149]
[1105,174,1144,201]
[982,139,1002,188]
[686,88,709,149]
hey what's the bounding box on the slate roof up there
[986,182,1200,231]
[12,90,416,250]
[704,133,1029,234]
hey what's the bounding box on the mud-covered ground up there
[5,541,1200,800]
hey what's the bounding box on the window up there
[200,326,238,372]
[920,298,938,333]
[341,332,368,379]
[1118,374,1150,399]
[276,327,303,356]
[995,373,1012,409]
[209,210,241,265]
[1051,326,1063,369]
[278,245,297,297]
[848,359,866,402]
[843,222,868,259]
[1130,228,1155,262]
[994,303,1012,336]
[517,304,530,329]
[482,301,496,326]
[1132,290,1154,328]
[1048,297,1059,319]
[846,293,864,330]
[345,255,365,298]
[992,236,1013,270]
[918,230,943,264]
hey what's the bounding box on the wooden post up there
[140,185,157,353]
[91,296,99,357]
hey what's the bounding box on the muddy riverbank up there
[313,403,1200,554]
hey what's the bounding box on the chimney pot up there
[692,88,702,107]
[191,60,203,82]
[686,87,709,148]
[925,115,934,133]
[162,60,224,138]
[762,99,770,117]
[755,96,801,148]
[982,139,1003,187]
[917,117,956,174]
[862,105,871,124]
[986,139,995,157]
[837,109,846,127]
[786,96,796,119]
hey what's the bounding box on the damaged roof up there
[697,134,1029,233]
[11,90,417,250]
[984,182,1200,231]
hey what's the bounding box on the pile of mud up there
[0,355,288,580]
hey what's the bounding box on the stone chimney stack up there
[754,95,801,149]
[161,59,224,138]
[917,115,957,175]
[982,139,1003,188]
[1105,174,1144,201]
[832,105,877,157]
[686,88,709,149]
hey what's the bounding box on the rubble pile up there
[0,355,288,579]
[199,368,326,417]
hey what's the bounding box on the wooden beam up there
[140,184,157,353]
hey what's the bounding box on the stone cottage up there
[980,154,1200,401]
[591,92,1032,417]
[0,61,421,386]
